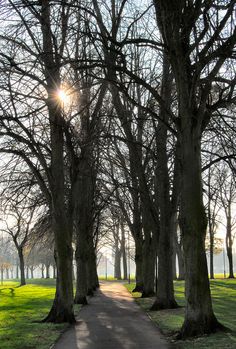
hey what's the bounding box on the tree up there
[218,166,236,278]
[1,204,36,286]
[153,0,236,337]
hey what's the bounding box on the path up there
[53,282,172,349]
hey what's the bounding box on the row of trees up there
[0,0,235,339]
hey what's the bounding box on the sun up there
[57,89,69,104]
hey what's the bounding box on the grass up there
[125,278,236,348]
[0,279,80,349]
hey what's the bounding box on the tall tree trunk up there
[46,264,50,279]
[151,54,178,310]
[132,237,144,292]
[16,263,19,279]
[209,227,215,279]
[75,239,88,305]
[141,208,156,299]
[87,247,99,292]
[151,211,178,309]
[179,131,223,337]
[86,231,99,294]
[41,265,45,279]
[18,248,26,286]
[226,215,234,278]
[121,219,128,280]
[114,246,122,280]
[40,0,75,324]
[142,239,155,298]
[172,247,177,280]
[30,267,34,279]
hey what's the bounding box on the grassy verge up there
[125,279,236,348]
[0,279,80,349]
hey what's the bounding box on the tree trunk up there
[132,238,144,292]
[86,233,99,295]
[227,246,234,278]
[121,220,128,280]
[87,247,99,292]
[41,265,45,279]
[16,263,19,279]
[151,211,178,309]
[151,55,178,310]
[209,228,215,279]
[142,236,155,298]
[18,248,26,286]
[226,216,234,278]
[74,231,88,305]
[172,248,177,280]
[179,131,223,337]
[26,267,29,280]
[40,0,75,324]
[30,267,34,279]
[45,264,50,278]
[114,245,122,280]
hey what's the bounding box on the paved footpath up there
[53,282,172,349]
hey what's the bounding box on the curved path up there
[53,281,172,349]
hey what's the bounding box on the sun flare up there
[57,89,69,104]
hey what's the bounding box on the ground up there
[0,277,235,348]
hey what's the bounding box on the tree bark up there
[46,264,50,279]
[209,227,215,279]
[141,208,156,298]
[16,263,19,279]
[41,265,45,279]
[172,248,177,281]
[30,267,34,279]
[151,54,178,310]
[86,232,99,294]
[121,219,128,280]
[226,215,234,278]
[179,132,223,337]
[18,248,26,286]
[74,241,88,305]
[114,246,122,280]
[132,237,143,292]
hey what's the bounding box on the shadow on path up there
[53,282,172,349]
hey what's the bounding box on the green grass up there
[0,279,71,349]
[126,279,236,348]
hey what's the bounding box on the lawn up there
[126,278,236,349]
[0,279,74,349]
